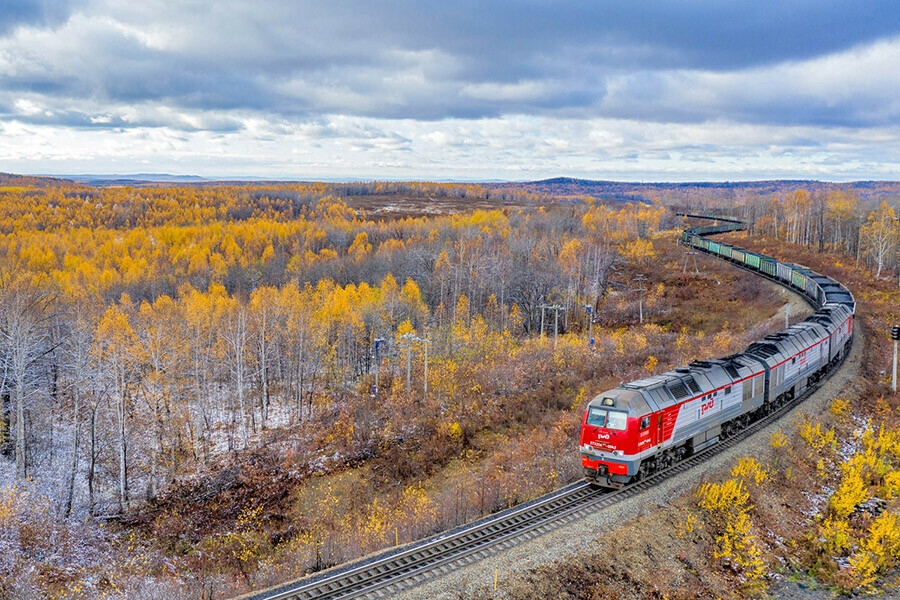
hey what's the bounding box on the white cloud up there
[2,114,899,181]
[421,131,448,146]
[14,98,43,115]
[1,1,899,178]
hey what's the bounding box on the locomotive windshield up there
[586,406,627,430]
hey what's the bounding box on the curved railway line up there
[236,215,855,600]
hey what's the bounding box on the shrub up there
[695,473,766,587]
[0,483,108,599]
[829,468,868,519]
[829,397,851,420]
[731,457,768,484]
[797,416,836,452]
[769,428,788,449]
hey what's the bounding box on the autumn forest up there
[1,175,899,599]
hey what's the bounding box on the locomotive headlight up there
[613,450,624,457]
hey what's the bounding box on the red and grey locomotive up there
[580,222,855,488]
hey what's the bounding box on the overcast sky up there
[2,1,900,181]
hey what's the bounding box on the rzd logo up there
[701,399,715,416]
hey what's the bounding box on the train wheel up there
[662,450,675,468]
[636,464,647,480]
[638,459,656,479]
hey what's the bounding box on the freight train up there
[580,215,855,488]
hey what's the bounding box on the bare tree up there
[249,287,279,429]
[0,278,53,480]
[860,201,899,278]
[64,317,93,517]
[92,304,140,514]
[223,301,250,449]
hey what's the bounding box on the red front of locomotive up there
[579,390,653,485]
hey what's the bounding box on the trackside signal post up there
[632,274,648,324]
[891,325,899,393]
[582,304,594,346]
[540,304,564,349]
[399,333,430,401]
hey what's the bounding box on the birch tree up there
[92,303,141,513]
[63,316,93,517]
[222,298,250,449]
[0,280,52,480]
[248,286,280,429]
[860,201,899,278]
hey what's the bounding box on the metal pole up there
[639,290,643,324]
[423,339,429,402]
[405,340,411,393]
[583,305,593,346]
[785,303,790,328]
[373,339,385,397]
[893,339,898,393]
[633,275,647,324]
[554,309,559,349]
[892,326,900,393]
[540,306,545,340]
[684,252,699,274]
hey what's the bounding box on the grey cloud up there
[0,0,899,150]
[0,0,84,35]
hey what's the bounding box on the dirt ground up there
[771,569,900,600]
[345,193,538,219]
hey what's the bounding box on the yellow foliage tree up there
[620,237,655,265]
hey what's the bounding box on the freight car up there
[580,215,855,488]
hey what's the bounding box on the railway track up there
[237,332,851,600]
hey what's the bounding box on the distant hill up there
[486,177,900,204]
[4,172,899,202]
[0,172,76,188]
[63,173,210,185]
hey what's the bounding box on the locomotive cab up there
[580,389,652,488]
